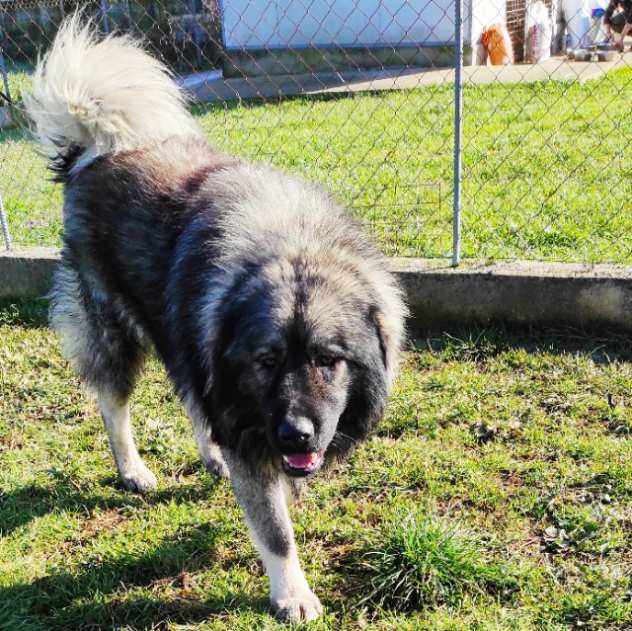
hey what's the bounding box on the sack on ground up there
[525,1,553,62]
[482,23,514,65]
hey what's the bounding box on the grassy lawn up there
[3,62,33,101]
[1,67,631,261]
[1,300,632,629]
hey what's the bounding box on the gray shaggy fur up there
[27,17,406,623]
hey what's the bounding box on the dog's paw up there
[202,442,230,479]
[119,463,157,494]
[205,456,230,480]
[272,590,323,623]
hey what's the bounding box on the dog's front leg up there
[223,451,323,622]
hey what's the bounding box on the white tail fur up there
[25,15,202,168]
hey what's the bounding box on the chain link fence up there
[1,0,631,262]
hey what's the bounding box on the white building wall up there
[471,0,507,41]
[221,0,483,49]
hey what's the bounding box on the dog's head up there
[206,256,404,476]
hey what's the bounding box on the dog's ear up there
[333,312,390,460]
[369,302,405,389]
[334,358,388,459]
[203,337,241,449]
[199,301,239,430]
[370,306,388,370]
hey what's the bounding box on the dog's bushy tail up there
[25,14,201,176]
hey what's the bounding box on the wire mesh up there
[0,0,630,261]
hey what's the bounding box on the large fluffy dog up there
[26,18,406,622]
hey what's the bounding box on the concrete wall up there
[0,248,57,301]
[392,258,632,334]
[220,0,510,75]
[3,249,632,335]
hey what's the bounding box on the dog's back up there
[25,21,239,367]
[58,139,233,349]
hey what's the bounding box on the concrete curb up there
[0,106,10,128]
[0,247,58,300]
[391,258,632,333]
[2,248,632,333]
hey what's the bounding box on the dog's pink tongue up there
[286,452,319,468]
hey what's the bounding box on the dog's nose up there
[278,417,314,449]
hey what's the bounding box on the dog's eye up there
[257,353,281,370]
[314,353,342,369]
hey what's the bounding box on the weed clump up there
[357,512,518,611]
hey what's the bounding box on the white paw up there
[204,456,230,480]
[201,442,230,479]
[272,589,323,623]
[119,462,157,494]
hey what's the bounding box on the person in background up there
[554,0,591,53]
[604,0,632,50]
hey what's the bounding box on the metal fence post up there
[0,75,9,108]
[452,0,463,266]
[0,48,10,103]
[0,45,10,251]
[0,194,12,250]
[100,0,111,34]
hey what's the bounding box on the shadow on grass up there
[52,591,268,631]
[0,298,49,328]
[0,123,30,143]
[0,521,267,630]
[4,298,632,364]
[414,324,632,365]
[0,470,225,537]
[0,472,266,628]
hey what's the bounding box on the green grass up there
[2,300,632,629]
[1,67,632,260]
[3,62,33,102]
[355,512,519,610]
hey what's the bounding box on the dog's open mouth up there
[282,451,323,476]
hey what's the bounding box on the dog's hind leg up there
[51,264,156,494]
[98,389,157,494]
[223,451,322,622]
